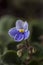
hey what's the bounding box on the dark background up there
[0,0,43,65]
[0,0,43,18]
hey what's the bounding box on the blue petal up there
[8,27,18,38]
[24,31,30,40]
[16,20,24,30]
[14,33,24,42]
[23,21,28,32]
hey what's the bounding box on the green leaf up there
[21,49,29,62]
[2,50,21,64]
[7,41,19,51]
[29,60,39,65]
[30,43,43,60]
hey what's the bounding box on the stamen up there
[19,29,24,32]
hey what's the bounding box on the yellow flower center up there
[19,29,24,33]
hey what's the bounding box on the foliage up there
[0,13,43,65]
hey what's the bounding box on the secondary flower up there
[8,20,30,42]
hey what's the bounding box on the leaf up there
[2,50,21,64]
[21,49,29,62]
[29,60,39,65]
[7,41,19,51]
[30,43,43,60]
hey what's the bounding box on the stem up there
[25,40,33,57]
[29,47,33,59]
[24,40,33,65]
[25,39,29,49]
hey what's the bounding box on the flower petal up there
[23,21,28,32]
[24,31,30,40]
[8,27,18,38]
[16,20,24,30]
[14,33,24,42]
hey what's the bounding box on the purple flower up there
[8,20,30,42]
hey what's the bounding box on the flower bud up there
[17,44,24,49]
[32,48,36,54]
[28,50,32,54]
[17,49,23,57]
[24,57,30,65]
[26,56,30,60]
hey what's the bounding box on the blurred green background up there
[0,0,43,65]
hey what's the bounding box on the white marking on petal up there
[23,21,28,32]
[14,33,24,42]
[16,20,24,30]
[24,31,30,40]
[8,27,17,38]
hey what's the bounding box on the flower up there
[8,20,30,42]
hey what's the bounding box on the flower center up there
[19,29,24,33]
